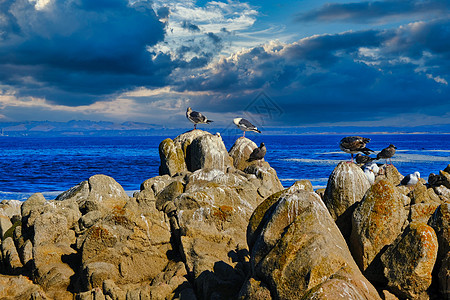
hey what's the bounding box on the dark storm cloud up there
[0,0,166,105]
[173,19,450,125]
[181,20,201,32]
[296,0,450,23]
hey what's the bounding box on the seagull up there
[355,154,375,165]
[233,118,261,137]
[186,107,213,129]
[248,142,266,165]
[363,165,375,185]
[365,162,380,175]
[339,136,373,163]
[400,171,420,186]
[377,144,397,165]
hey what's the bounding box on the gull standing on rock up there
[377,144,397,165]
[400,171,420,186]
[339,136,373,163]
[233,118,261,137]
[248,142,266,165]
[355,154,375,165]
[186,107,213,129]
[363,165,375,185]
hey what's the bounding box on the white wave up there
[428,150,450,153]
[387,153,450,163]
[281,158,342,165]
[316,151,345,155]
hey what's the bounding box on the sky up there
[0,0,449,130]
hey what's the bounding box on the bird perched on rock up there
[400,171,420,186]
[355,154,375,165]
[248,142,266,165]
[364,162,380,175]
[233,118,261,137]
[339,136,373,163]
[186,107,213,129]
[363,165,375,185]
[377,144,397,165]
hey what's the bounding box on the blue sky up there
[0,0,449,130]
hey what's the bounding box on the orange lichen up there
[213,205,234,222]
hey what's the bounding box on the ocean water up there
[0,134,449,201]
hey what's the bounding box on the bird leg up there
[194,124,197,130]
[243,131,246,137]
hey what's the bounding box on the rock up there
[238,277,272,300]
[0,200,22,219]
[350,179,409,276]
[244,164,284,199]
[173,129,210,158]
[323,162,371,239]
[0,274,49,300]
[380,164,404,186]
[1,237,23,274]
[149,261,193,299]
[159,138,187,176]
[188,134,232,172]
[102,279,126,300]
[56,175,128,216]
[433,185,450,200]
[245,189,380,299]
[82,262,120,291]
[21,193,47,228]
[381,222,438,299]
[156,181,184,212]
[0,211,13,238]
[228,137,258,171]
[429,203,450,298]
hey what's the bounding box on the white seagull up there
[186,107,213,129]
[233,118,261,137]
[363,165,375,185]
[400,171,420,186]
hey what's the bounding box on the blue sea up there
[1,134,449,201]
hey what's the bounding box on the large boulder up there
[55,174,128,216]
[0,274,49,299]
[323,162,371,239]
[244,163,284,199]
[350,179,409,277]
[159,138,187,176]
[381,222,438,299]
[188,134,233,172]
[429,203,450,298]
[241,186,380,299]
[228,137,258,171]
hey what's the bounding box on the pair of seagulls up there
[340,136,420,186]
[339,136,397,165]
[186,107,266,163]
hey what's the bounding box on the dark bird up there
[355,154,375,165]
[186,107,213,129]
[376,144,397,165]
[400,171,420,186]
[233,118,261,137]
[339,136,373,163]
[248,142,266,164]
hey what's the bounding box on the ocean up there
[1,134,449,201]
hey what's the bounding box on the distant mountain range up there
[0,120,449,137]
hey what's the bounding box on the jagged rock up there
[350,179,409,276]
[242,188,380,299]
[0,200,22,219]
[76,287,105,300]
[2,237,23,274]
[78,201,171,290]
[156,181,184,212]
[56,174,128,216]
[429,203,450,298]
[159,138,187,176]
[238,277,272,300]
[19,239,33,268]
[433,185,450,200]
[228,137,258,171]
[173,129,210,158]
[380,164,404,186]
[0,274,49,299]
[150,261,194,299]
[323,162,371,239]
[21,193,47,228]
[0,211,13,238]
[244,163,284,199]
[381,222,438,299]
[102,279,126,300]
[188,134,232,172]
[173,164,283,299]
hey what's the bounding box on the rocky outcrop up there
[1,134,448,299]
[323,162,371,239]
[381,222,438,299]
[241,184,381,299]
[228,137,259,171]
[350,179,410,277]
